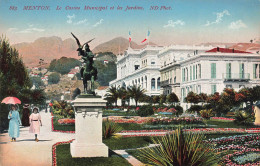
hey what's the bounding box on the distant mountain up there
[92,37,157,55]
[12,36,157,67]
[199,42,236,48]
[12,36,78,67]
[228,43,260,54]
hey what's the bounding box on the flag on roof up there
[141,30,150,43]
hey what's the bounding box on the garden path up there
[0,110,75,166]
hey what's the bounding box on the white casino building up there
[109,44,260,108]
[179,47,260,103]
[109,45,164,96]
[158,45,215,98]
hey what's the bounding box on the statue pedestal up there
[70,95,108,157]
[254,106,260,126]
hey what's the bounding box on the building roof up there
[206,47,252,54]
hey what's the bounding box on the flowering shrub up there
[58,118,75,125]
[51,117,75,133]
[51,100,74,118]
[200,109,214,119]
[148,117,203,125]
[106,116,152,124]
[211,117,235,121]
[136,105,154,117]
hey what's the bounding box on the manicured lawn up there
[56,144,131,166]
[103,110,138,117]
[117,123,143,130]
[204,119,256,128]
[103,136,152,150]
[53,117,75,131]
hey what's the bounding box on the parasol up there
[1,97,21,105]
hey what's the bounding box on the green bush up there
[52,100,74,118]
[137,105,154,117]
[202,104,213,110]
[234,110,254,126]
[138,128,219,166]
[200,109,214,119]
[102,119,123,139]
[186,105,203,114]
[173,105,183,117]
[48,72,60,84]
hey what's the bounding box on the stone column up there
[70,95,108,157]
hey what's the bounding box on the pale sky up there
[0,0,259,47]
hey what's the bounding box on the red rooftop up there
[206,47,252,54]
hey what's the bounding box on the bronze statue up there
[71,32,97,94]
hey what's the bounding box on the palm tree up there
[105,85,119,106]
[118,86,127,107]
[127,85,145,107]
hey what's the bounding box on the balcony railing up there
[161,80,169,87]
[222,73,250,81]
[160,80,180,87]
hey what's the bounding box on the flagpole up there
[148,30,150,46]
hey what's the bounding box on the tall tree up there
[185,92,201,105]
[127,85,146,107]
[166,92,179,104]
[0,37,45,131]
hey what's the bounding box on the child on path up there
[29,107,42,142]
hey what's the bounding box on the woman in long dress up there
[8,105,21,142]
[22,104,30,126]
[29,107,42,142]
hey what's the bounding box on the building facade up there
[179,48,260,103]
[158,45,214,98]
[109,45,163,96]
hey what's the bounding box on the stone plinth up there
[70,95,108,157]
[254,106,260,126]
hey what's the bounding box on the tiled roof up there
[206,47,252,54]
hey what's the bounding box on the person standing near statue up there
[8,105,21,142]
[22,104,30,126]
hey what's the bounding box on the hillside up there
[92,37,157,55]
[12,36,78,67]
[12,36,157,67]
[228,43,260,53]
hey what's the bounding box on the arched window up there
[157,77,160,90]
[145,76,147,89]
[151,78,155,90]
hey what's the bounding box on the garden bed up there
[127,134,260,166]
[52,117,75,133]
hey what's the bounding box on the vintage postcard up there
[0,0,259,166]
